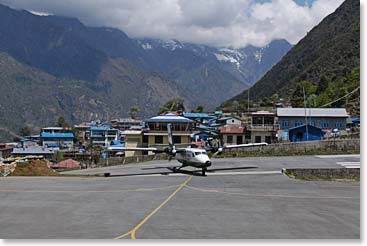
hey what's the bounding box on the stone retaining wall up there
[222,139,360,156]
[283,168,360,180]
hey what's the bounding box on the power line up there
[320,86,360,108]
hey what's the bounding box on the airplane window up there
[195,152,201,155]
[201,152,207,155]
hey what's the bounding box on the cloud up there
[0,0,344,48]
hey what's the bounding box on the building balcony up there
[248,124,279,131]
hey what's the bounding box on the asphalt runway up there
[0,155,360,239]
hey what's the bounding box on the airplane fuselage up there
[175,148,212,168]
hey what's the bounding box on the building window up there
[173,136,181,144]
[143,135,149,144]
[236,136,243,145]
[227,135,233,144]
[252,117,263,125]
[155,135,163,144]
[281,120,289,128]
[255,136,262,143]
[321,120,330,128]
[265,136,272,144]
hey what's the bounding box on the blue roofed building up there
[277,108,348,141]
[89,126,119,147]
[144,114,196,147]
[288,124,324,142]
[40,132,74,148]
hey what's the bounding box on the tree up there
[129,106,141,119]
[19,126,31,137]
[159,98,186,114]
[56,117,69,128]
[316,75,329,94]
[290,80,317,107]
[53,151,64,162]
[195,105,204,113]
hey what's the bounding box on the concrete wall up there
[222,139,360,155]
[283,168,360,179]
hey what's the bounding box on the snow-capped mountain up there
[136,38,292,87]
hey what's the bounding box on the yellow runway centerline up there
[113,176,192,240]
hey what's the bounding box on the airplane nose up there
[206,161,212,167]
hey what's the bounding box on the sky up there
[0,0,345,48]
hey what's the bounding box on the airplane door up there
[186,151,192,161]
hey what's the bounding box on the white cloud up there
[0,0,344,48]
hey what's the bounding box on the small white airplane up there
[107,124,268,176]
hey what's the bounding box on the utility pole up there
[303,87,309,141]
[247,88,250,115]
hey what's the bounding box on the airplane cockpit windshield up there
[195,152,207,156]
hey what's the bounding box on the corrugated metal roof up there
[277,108,348,117]
[40,132,74,138]
[251,111,275,116]
[183,113,214,119]
[90,126,118,131]
[145,115,195,123]
[220,126,245,134]
[12,147,55,155]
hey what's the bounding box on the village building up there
[216,116,242,126]
[40,132,74,148]
[121,114,196,157]
[110,118,143,131]
[144,114,196,147]
[220,126,248,146]
[0,143,13,158]
[89,126,119,147]
[12,146,55,157]
[277,108,349,141]
[248,111,278,144]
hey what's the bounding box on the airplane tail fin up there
[167,123,175,153]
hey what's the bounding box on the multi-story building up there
[144,114,196,147]
[89,126,119,147]
[117,114,196,157]
[247,111,278,144]
[110,118,143,131]
[40,132,74,148]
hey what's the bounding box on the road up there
[0,155,360,239]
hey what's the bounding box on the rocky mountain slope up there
[0,3,291,140]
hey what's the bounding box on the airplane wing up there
[214,142,268,155]
[222,142,268,149]
[106,146,165,153]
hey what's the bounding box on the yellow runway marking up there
[184,185,359,200]
[113,176,192,240]
[0,185,181,194]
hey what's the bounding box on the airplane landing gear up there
[202,167,207,176]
